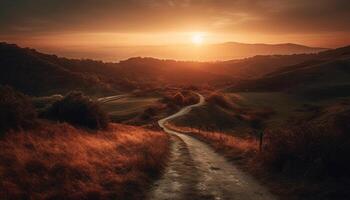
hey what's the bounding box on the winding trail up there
[148,93,276,200]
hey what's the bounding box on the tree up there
[44,91,109,130]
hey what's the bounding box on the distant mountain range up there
[209,42,327,60]
[43,42,328,62]
[112,42,327,61]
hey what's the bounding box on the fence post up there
[259,129,264,152]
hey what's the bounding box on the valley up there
[1,43,350,200]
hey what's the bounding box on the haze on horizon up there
[1,0,350,61]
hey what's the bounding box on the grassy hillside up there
[206,54,316,79]
[170,91,350,199]
[228,46,350,99]
[99,88,201,126]
[0,43,125,96]
[0,43,228,95]
[0,122,169,200]
[1,86,172,199]
[101,96,161,123]
[172,92,275,134]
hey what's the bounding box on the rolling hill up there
[0,42,339,96]
[0,43,136,95]
[228,46,350,99]
[0,43,232,95]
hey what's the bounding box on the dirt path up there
[147,93,276,200]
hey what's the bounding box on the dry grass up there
[0,86,37,134]
[167,124,257,162]
[169,119,350,199]
[0,122,169,200]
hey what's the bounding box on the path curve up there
[148,93,276,200]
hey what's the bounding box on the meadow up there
[100,96,161,123]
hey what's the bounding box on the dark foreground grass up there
[0,122,169,200]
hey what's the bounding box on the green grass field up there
[101,96,160,122]
[230,92,350,126]
[172,92,320,135]
[229,92,305,126]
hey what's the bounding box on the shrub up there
[173,92,185,105]
[0,85,37,134]
[206,92,235,109]
[44,91,109,129]
[140,106,158,120]
[161,92,185,106]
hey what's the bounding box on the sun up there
[192,33,204,45]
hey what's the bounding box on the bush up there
[161,92,185,106]
[161,91,200,107]
[44,91,108,129]
[140,106,158,120]
[206,92,235,109]
[173,92,185,105]
[0,85,37,134]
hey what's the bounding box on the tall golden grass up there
[0,122,169,200]
[167,124,257,161]
[170,120,350,199]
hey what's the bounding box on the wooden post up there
[250,119,265,152]
[259,129,264,152]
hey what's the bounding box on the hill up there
[0,43,137,96]
[0,42,335,96]
[228,46,350,99]
[203,54,315,79]
[0,43,234,95]
[116,57,231,85]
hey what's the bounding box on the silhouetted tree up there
[44,91,108,130]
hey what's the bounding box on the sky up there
[1,0,350,60]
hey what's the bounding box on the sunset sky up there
[1,0,350,60]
